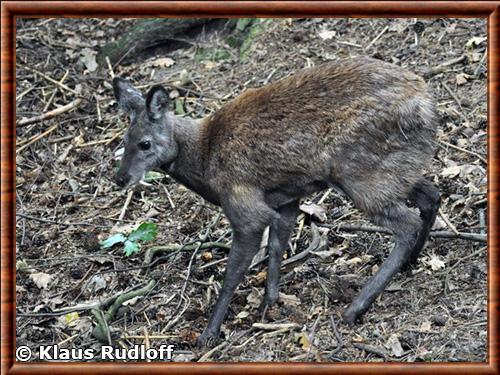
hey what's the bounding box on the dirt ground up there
[15,18,487,362]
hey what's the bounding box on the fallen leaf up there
[420,321,432,332]
[389,20,409,33]
[80,48,98,72]
[246,287,263,308]
[236,310,250,320]
[122,296,140,306]
[295,331,311,350]
[300,202,327,222]
[455,73,469,85]
[16,260,32,273]
[386,334,404,357]
[200,251,213,262]
[30,272,53,289]
[152,57,175,68]
[87,274,107,292]
[440,165,461,178]
[428,254,446,271]
[471,51,483,62]
[318,29,336,40]
[279,292,301,306]
[465,36,487,48]
[432,216,447,230]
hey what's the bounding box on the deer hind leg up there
[263,200,300,308]
[342,200,422,325]
[405,179,441,268]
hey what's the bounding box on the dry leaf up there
[236,310,250,320]
[246,287,263,308]
[428,254,445,271]
[279,292,300,306]
[465,36,487,48]
[471,51,483,62]
[80,48,98,72]
[455,73,469,85]
[432,216,447,230]
[386,334,404,357]
[440,165,461,178]
[389,20,409,33]
[318,29,336,40]
[420,321,432,332]
[295,331,311,350]
[300,202,327,222]
[152,57,175,67]
[30,272,53,289]
[200,251,213,262]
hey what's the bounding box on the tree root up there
[92,280,156,343]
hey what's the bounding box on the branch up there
[92,280,156,343]
[17,98,82,140]
[320,223,486,243]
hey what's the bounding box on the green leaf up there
[128,222,158,243]
[123,240,141,256]
[144,171,164,182]
[174,98,185,115]
[65,312,79,325]
[100,233,126,249]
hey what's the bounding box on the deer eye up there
[138,140,151,150]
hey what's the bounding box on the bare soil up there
[16,18,487,362]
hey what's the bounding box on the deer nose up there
[115,173,130,187]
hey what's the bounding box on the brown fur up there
[199,57,436,218]
[113,57,440,347]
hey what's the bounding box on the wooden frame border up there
[1,1,498,374]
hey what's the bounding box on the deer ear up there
[113,77,144,121]
[146,85,169,121]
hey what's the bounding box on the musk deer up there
[112,57,440,347]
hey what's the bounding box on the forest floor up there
[16,17,487,362]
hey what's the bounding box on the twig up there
[443,247,485,295]
[328,315,343,357]
[319,223,486,243]
[17,124,58,151]
[366,25,389,50]
[162,184,176,209]
[142,241,230,272]
[96,97,102,123]
[57,333,79,346]
[17,213,112,228]
[353,342,390,359]
[106,56,115,79]
[438,140,487,164]
[75,137,119,148]
[251,322,301,331]
[105,129,125,145]
[123,334,178,340]
[21,65,81,96]
[118,190,134,221]
[442,82,468,121]
[198,340,229,362]
[43,69,69,112]
[282,223,323,267]
[438,208,459,235]
[177,213,222,308]
[17,97,83,128]
[422,54,466,78]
